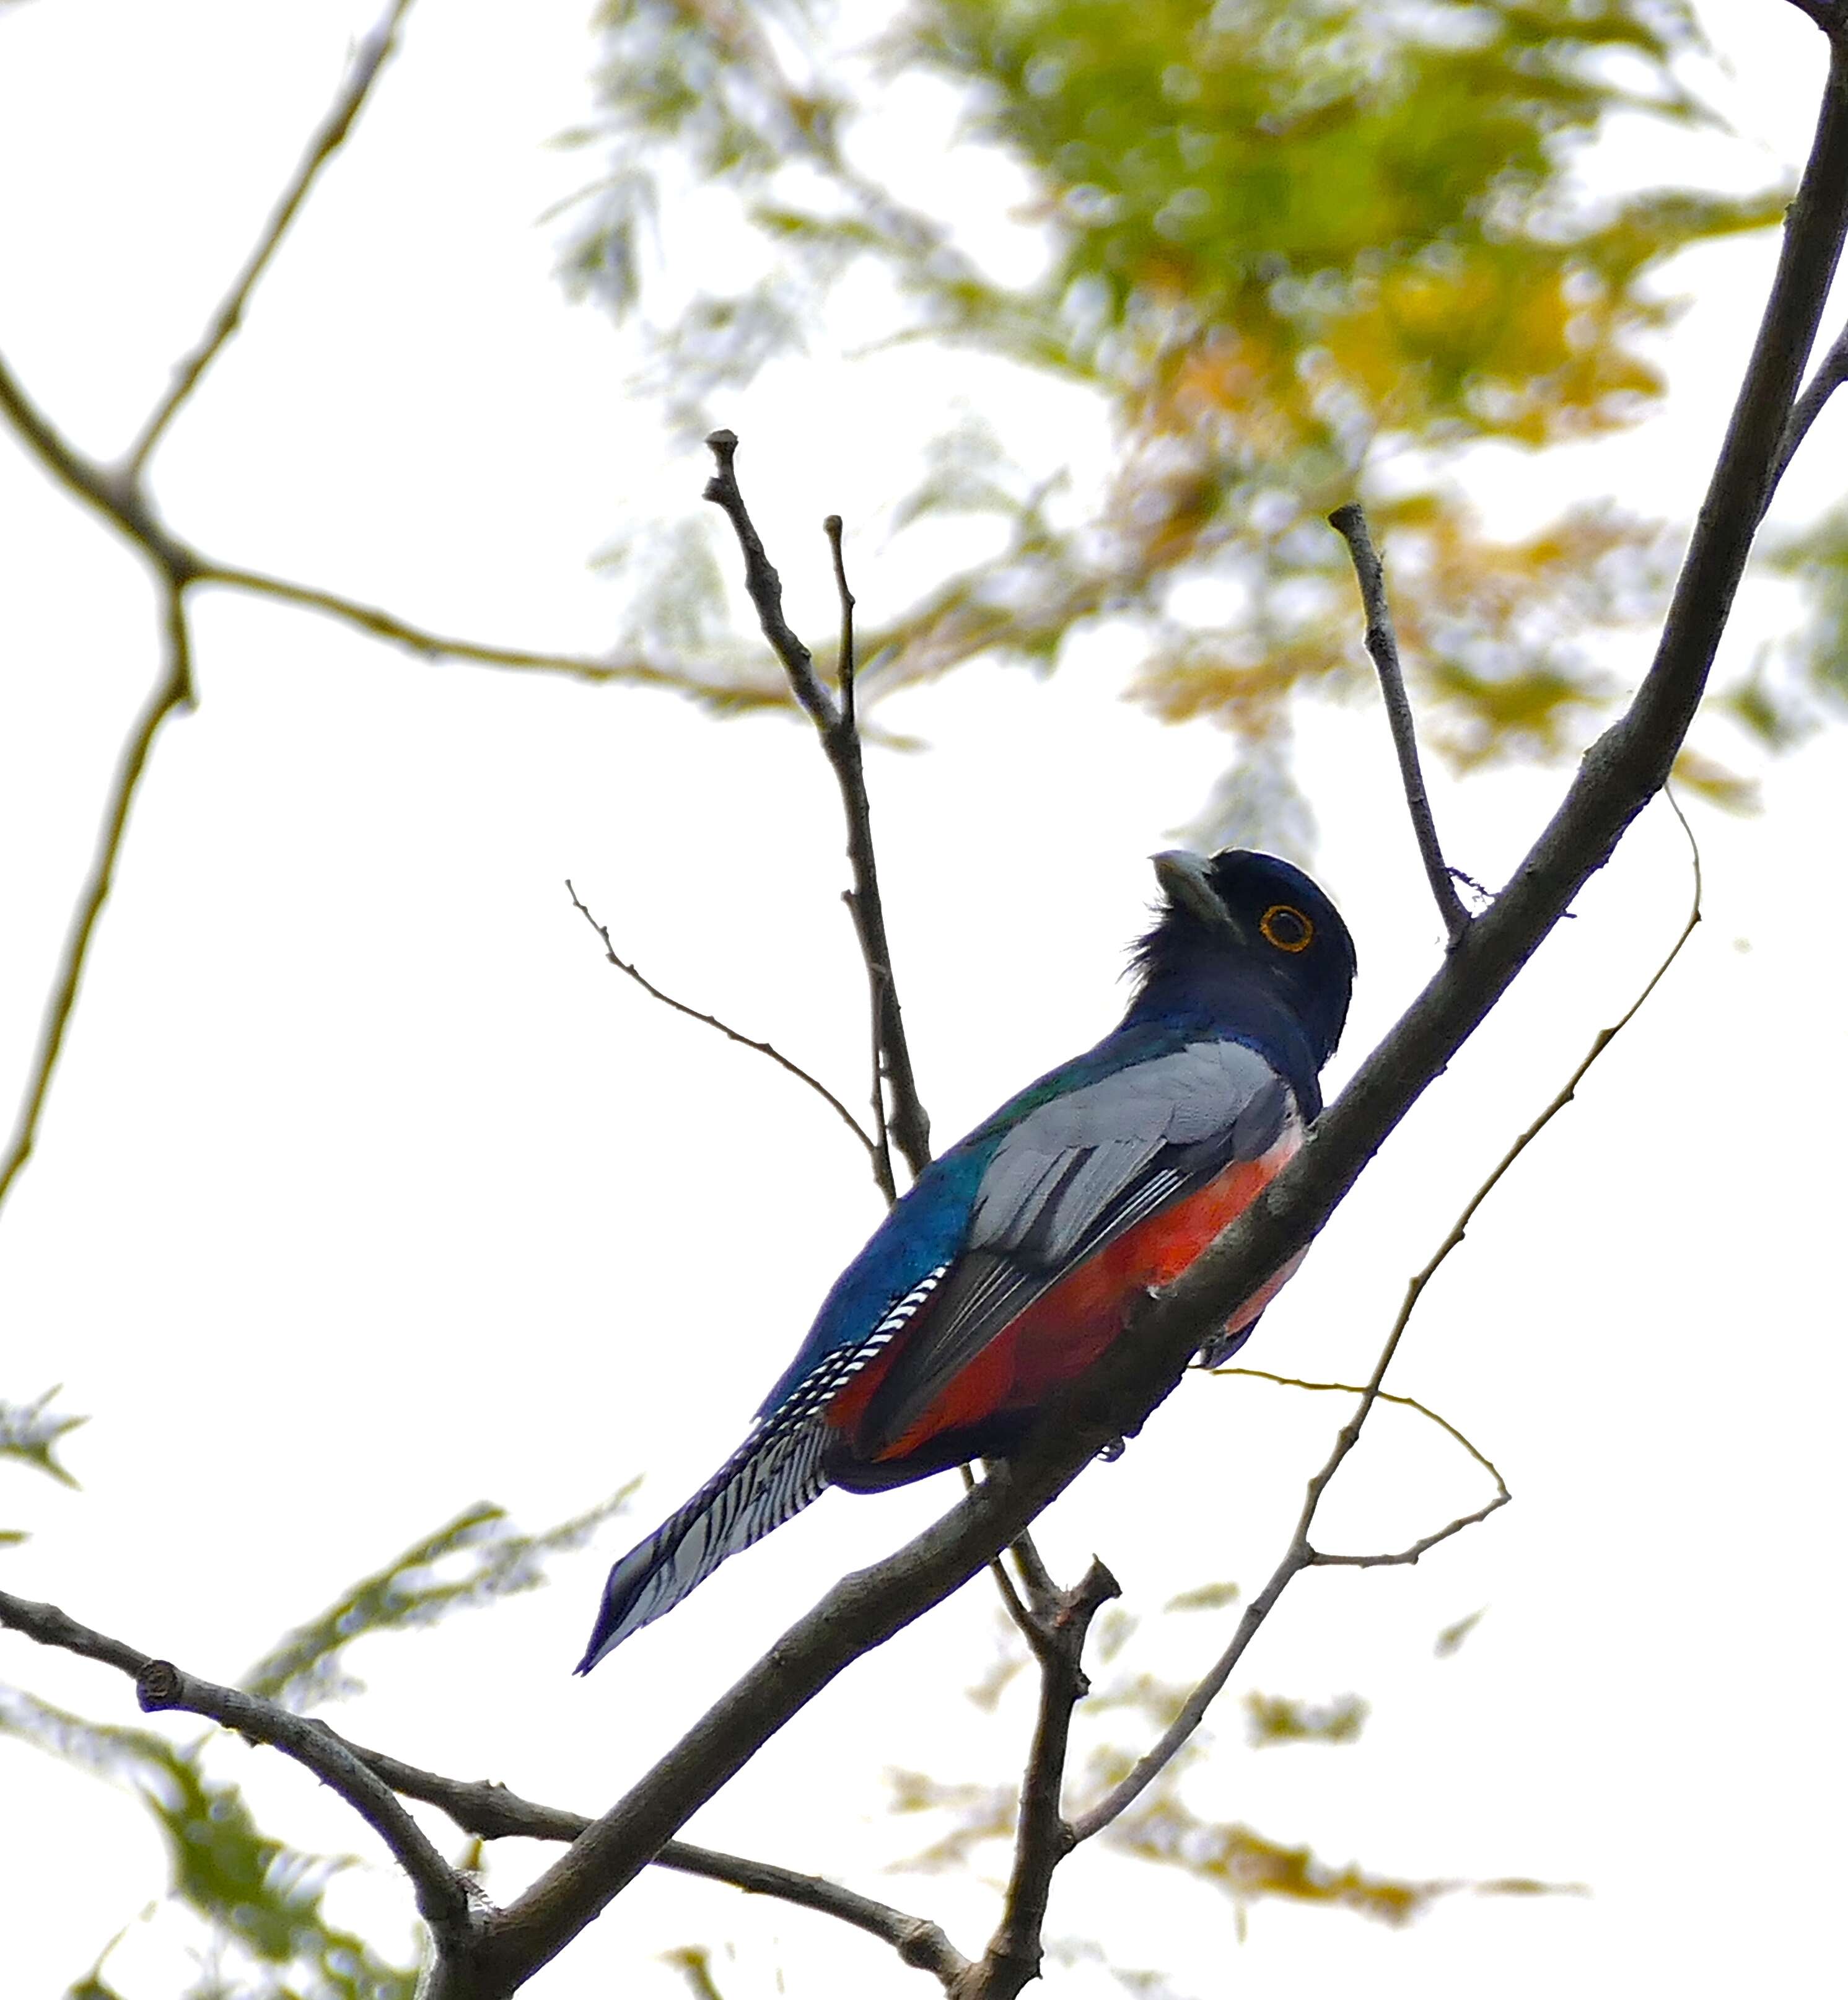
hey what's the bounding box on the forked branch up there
[0,1586,975,1991]
[703,430,932,1185]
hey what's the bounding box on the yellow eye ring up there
[1260,903,1314,953]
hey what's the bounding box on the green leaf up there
[0,1386,86,1488]
[1244,1690,1368,1747]
[243,1485,636,1711]
[0,1685,416,2000]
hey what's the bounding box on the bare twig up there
[825,514,858,734]
[566,880,880,1167]
[1211,1368,1508,1493]
[1328,502,1471,946]
[0,1589,473,1953]
[343,1739,972,1985]
[970,1559,1119,2000]
[1768,316,1848,505]
[120,0,418,481]
[657,1845,971,1985]
[1072,790,1702,1841]
[0,582,195,1208]
[703,431,932,1182]
[824,512,899,1198]
[195,561,717,691]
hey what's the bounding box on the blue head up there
[1126,848,1357,1080]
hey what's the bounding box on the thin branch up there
[0,581,195,1211]
[825,512,900,1199]
[825,514,857,736]
[0,1589,474,1954]
[120,0,418,481]
[0,1584,152,1680]
[0,348,200,580]
[703,431,932,1182]
[194,561,721,690]
[1071,790,1704,1842]
[134,1657,476,1952]
[1767,315,1848,506]
[659,1844,972,1986]
[566,880,881,1169]
[339,1737,973,1985]
[1308,1491,1510,1570]
[970,1559,1119,2000]
[1211,1368,1509,1491]
[959,1465,1044,1653]
[701,431,838,727]
[1328,502,1471,946]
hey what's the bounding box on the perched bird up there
[579,848,1355,1671]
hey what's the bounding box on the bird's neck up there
[1121,963,1324,1115]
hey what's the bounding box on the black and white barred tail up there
[575,1273,948,1671]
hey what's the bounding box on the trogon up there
[579,846,1356,1670]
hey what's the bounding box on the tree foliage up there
[566,0,1809,835]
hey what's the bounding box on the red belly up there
[830,1131,1302,1467]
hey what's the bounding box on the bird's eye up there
[1260,904,1314,953]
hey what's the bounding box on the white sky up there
[1,1,1845,1996]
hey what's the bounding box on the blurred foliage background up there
[565,0,1843,843]
[6,0,1842,1989]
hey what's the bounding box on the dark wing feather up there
[854,1040,1292,1453]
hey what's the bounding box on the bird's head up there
[1133,848,1357,1071]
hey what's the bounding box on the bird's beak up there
[1152,849,1248,942]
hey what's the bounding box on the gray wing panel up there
[970,1040,1287,1265]
[855,1041,1293,1455]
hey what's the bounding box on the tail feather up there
[576,1416,831,1671]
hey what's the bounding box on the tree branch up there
[566,880,881,1169]
[1767,315,1848,505]
[0,348,201,581]
[703,431,932,1182]
[1328,502,1471,945]
[0,579,195,1210]
[193,560,712,690]
[120,0,419,481]
[966,1559,1118,2000]
[825,512,901,1199]
[338,1738,975,1985]
[0,1582,973,1990]
[0,1589,475,1955]
[134,1657,476,1952]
